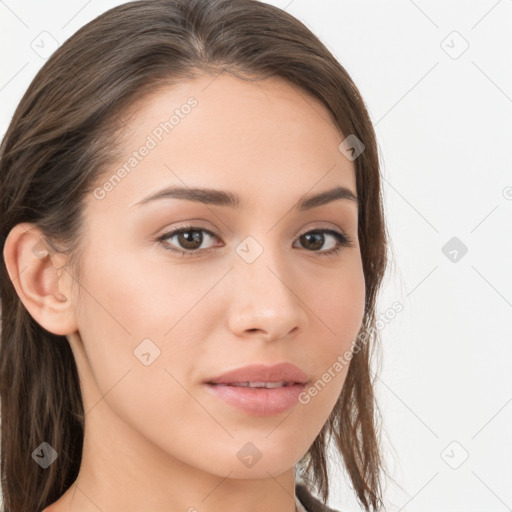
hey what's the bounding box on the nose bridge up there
[227,234,307,338]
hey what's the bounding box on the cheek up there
[297,260,365,408]
[74,250,211,435]
[309,260,366,352]
[78,244,209,338]
[74,247,219,392]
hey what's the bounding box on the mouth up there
[206,381,302,388]
[203,362,309,415]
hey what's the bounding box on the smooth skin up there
[4,72,365,512]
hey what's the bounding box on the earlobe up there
[3,222,78,336]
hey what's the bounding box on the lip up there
[205,362,309,385]
[203,363,309,416]
[204,382,306,416]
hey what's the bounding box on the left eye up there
[156,226,353,257]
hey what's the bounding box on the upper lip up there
[206,363,309,385]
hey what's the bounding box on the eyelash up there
[155,224,354,258]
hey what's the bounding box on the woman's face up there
[67,72,365,487]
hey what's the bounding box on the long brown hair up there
[0,1,389,510]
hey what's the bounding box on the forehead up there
[90,72,356,213]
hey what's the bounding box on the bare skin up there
[5,72,365,512]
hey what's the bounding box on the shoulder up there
[295,479,341,512]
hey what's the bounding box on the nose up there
[226,241,308,342]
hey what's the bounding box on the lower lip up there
[204,383,306,416]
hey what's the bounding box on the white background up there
[1,1,511,511]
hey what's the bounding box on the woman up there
[0,1,389,511]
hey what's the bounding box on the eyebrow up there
[131,185,358,210]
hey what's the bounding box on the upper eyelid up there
[158,220,348,237]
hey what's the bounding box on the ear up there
[3,223,78,336]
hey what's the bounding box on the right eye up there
[156,225,221,257]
